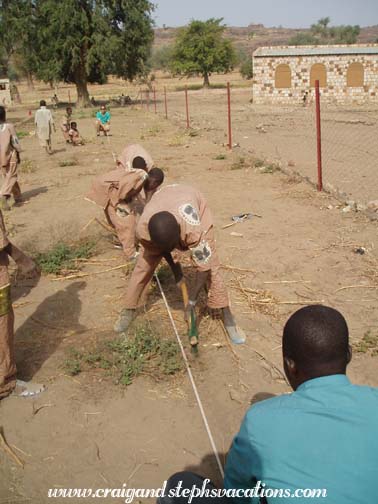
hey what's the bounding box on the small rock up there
[327,205,333,210]
[356,203,367,212]
[354,247,366,255]
[288,160,295,167]
[342,205,352,213]
[367,200,378,212]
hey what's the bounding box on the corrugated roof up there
[253,45,378,57]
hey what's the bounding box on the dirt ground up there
[0,77,378,503]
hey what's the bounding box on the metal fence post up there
[227,82,232,150]
[185,86,190,129]
[315,80,323,192]
[164,86,168,119]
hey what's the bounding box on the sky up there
[153,0,378,28]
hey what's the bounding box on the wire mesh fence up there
[138,84,378,208]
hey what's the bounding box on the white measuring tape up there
[154,273,225,479]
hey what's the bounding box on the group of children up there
[60,106,83,146]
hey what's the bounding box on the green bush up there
[35,240,96,275]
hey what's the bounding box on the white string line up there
[154,273,225,480]
[106,133,117,162]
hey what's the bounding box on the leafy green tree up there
[240,58,253,80]
[170,18,236,87]
[289,17,360,45]
[34,0,154,106]
[149,44,174,71]
[0,0,22,77]
[236,47,253,80]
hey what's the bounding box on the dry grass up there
[19,158,36,174]
[229,276,280,318]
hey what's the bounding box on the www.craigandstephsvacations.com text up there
[48,479,328,501]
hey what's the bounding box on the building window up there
[347,62,364,87]
[310,63,327,87]
[275,64,291,88]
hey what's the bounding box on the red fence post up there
[153,86,157,113]
[68,90,71,104]
[185,86,190,129]
[227,82,232,150]
[315,80,323,192]
[164,86,168,119]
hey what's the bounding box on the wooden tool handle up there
[180,281,189,308]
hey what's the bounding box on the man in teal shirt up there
[224,305,378,503]
[95,105,111,136]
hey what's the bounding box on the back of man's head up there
[0,106,6,122]
[283,305,350,389]
[40,100,46,107]
[149,167,164,185]
[132,156,147,171]
[148,211,180,252]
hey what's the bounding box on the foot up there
[12,380,45,397]
[224,324,246,345]
[114,308,135,333]
[222,307,246,344]
[127,251,139,262]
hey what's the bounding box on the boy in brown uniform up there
[117,144,154,173]
[0,211,43,398]
[0,106,22,210]
[114,184,246,344]
[86,166,164,259]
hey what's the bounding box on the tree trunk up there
[75,75,90,107]
[203,72,210,88]
[26,71,34,91]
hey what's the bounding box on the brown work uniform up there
[124,184,229,309]
[86,168,147,257]
[0,211,16,399]
[0,122,21,200]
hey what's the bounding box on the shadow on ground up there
[14,281,87,379]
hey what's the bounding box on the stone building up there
[252,44,378,104]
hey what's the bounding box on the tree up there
[34,0,154,106]
[149,44,174,72]
[289,17,360,45]
[170,18,236,87]
[236,47,253,80]
[0,0,22,77]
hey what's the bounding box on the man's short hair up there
[40,100,46,107]
[148,211,180,251]
[283,305,349,373]
[0,106,6,122]
[132,156,147,170]
[148,167,164,185]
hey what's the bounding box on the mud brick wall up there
[252,45,378,105]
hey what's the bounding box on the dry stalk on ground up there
[229,276,280,318]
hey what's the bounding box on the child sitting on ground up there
[68,122,83,146]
